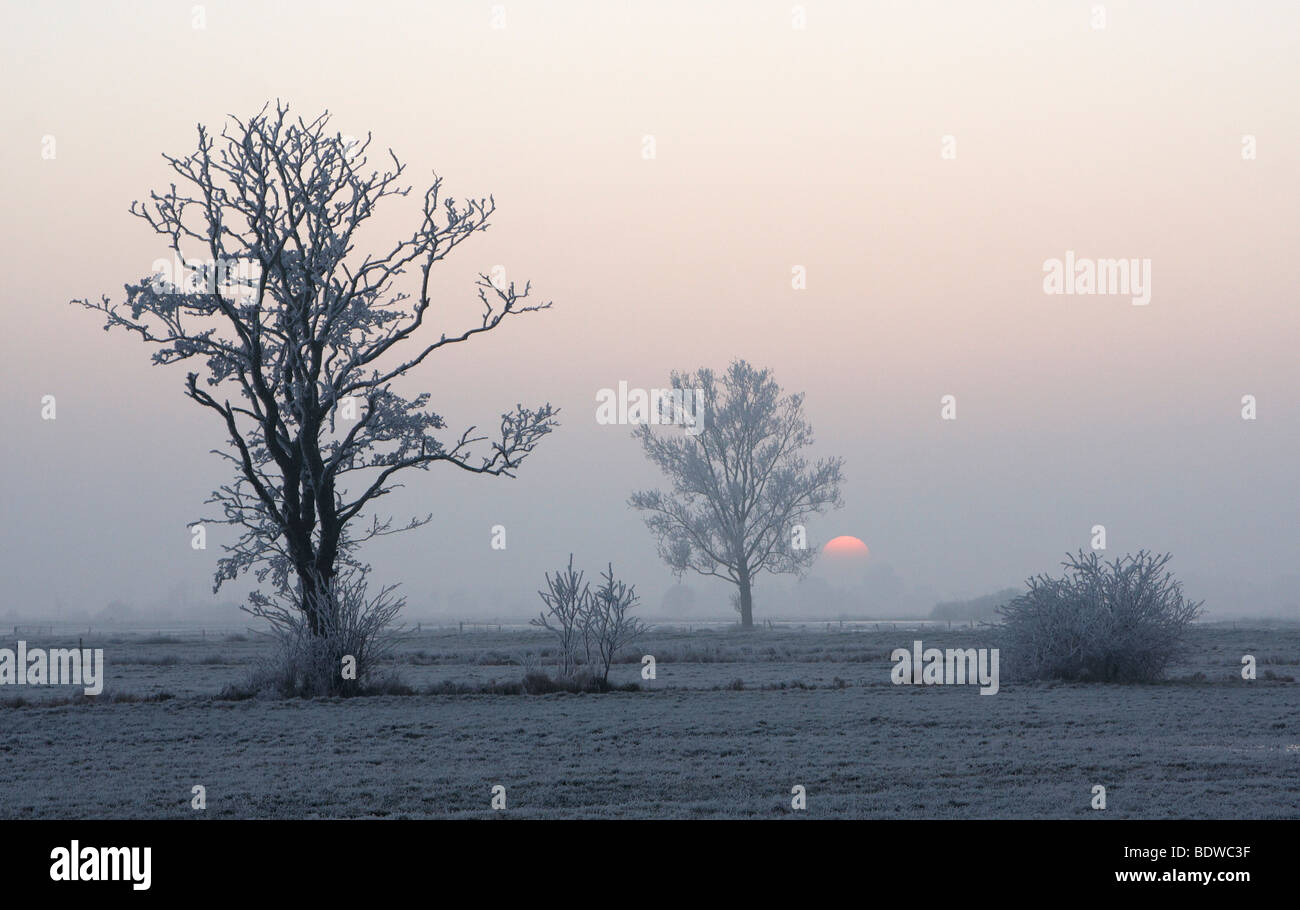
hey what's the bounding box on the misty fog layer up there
[1,0,1296,624]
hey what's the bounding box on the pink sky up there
[1,1,1296,619]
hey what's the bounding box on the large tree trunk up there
[289,459,340,638]
[299,567,325,636]
[738,571,754,629]
[296,560,335,637]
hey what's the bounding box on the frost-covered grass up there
[0,625,1295,817]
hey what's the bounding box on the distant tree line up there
[929,588,1020,622]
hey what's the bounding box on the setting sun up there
[823,536,870,557]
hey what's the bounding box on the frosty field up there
[0,625,1296,819]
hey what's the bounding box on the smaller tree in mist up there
[997,550,1203,682]
[629,360,844,629]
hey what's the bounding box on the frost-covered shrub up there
[531,556,648,685]
[997,550,1202,683]
[239,570,405,698]
[530,555,589,677]
[582,563,648,683]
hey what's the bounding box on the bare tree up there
[531,554,589,677]
[583,563,648,683]
[629,360,843,628]
[73,103,557,634]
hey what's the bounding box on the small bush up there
[531,555,648,681]
[530,555,589,678]
[522,670,563,694]
[521,670,639,694]
[997,550,1202,683]
[237,570,405,698]
[583,563,648,683]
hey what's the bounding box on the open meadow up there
[0,623,1296,819]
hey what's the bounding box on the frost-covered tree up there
[531,555,589,677]
[584,563,647,683]
[629,360,844,628]
[74,103,557,634]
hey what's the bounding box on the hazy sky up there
[1,0,1297,621]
